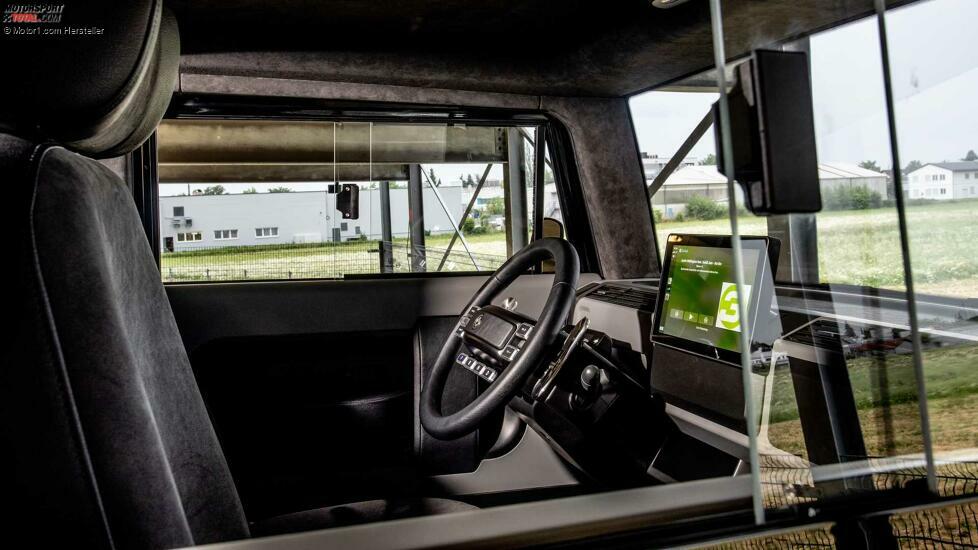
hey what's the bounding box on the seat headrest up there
[0,0,179,158]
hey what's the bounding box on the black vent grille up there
[585,283,657,311]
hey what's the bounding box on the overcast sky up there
[629,0,978,170]
[162,0,976,196]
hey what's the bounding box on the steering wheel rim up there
[420,238,579,440]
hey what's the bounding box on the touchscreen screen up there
[657,244,761,353]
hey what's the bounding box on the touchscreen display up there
[657,244,761,353]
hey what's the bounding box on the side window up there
[630,18,903,292]
[156,120,553,282]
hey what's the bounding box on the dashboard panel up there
[551,276,978,489]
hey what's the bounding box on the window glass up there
[157,121,550,282]
[659,0,938,518]
[886,0,978,498]
[630,90,764,260]
[631,19,907,291]
[748,15,927,515]
[703,0,978,521]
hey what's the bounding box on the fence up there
[161,240,507,282]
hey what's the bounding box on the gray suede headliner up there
[173,1,906,278]
[175,0,900,97]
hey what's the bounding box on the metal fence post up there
[408,164,426,272]
[377,240,387,274]
[379,181,394,273]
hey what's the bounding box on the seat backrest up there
[0,1,250,547]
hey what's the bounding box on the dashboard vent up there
[585,283,657,311]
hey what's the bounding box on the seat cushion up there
[252,498,478,537]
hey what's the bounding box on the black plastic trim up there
[545,122,601,277]
[128,133,160,265]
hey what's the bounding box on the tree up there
[464,174,477,188]
[859,160,882,173]
[243,187,257,194]
[427,168,441,187]
[267,186,292,193]
[483,197,505,216]
[904,160,923,173]
[699,153,717,166]
[823,185,882,211]
[684,195,726,220]
[202,185,226,195]
[964,150,978,161]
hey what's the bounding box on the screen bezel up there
[651,234,779,366]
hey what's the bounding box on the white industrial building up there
[460,182,562,220]
[905,161,978,200]
[640,152,698,180]
[651,162,889,219]
[817,163,888,195]
[160,186,462,252]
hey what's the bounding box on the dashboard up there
[504,234,978,490]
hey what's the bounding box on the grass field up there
[657,199,978,297]
[161,232,512,281]
[162,199,978,295]
[766,343,978,459]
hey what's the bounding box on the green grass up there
[161,231,511,281]
[766,343,978,458]
[769,345,978,425]
[657,199,978,296]
[163,199,978,292]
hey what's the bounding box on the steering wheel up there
[420,238,580,440]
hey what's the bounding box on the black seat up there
[0,1,473,547]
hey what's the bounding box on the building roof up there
[660,165,728,187]
[658,162,885,188]
[927,161,978,172]
[817,162,886,180]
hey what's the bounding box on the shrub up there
[684,195,726,220]
[461,217,476,234]
[823,185,883,211]
[652,209,664,223]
